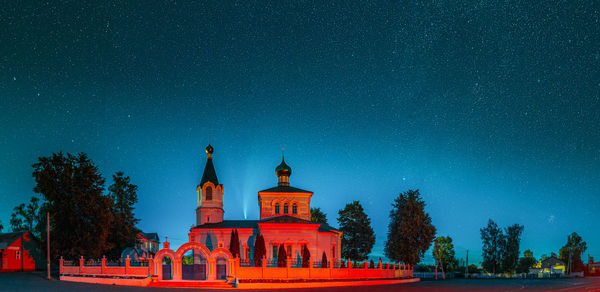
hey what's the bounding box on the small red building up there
[0,232,37,272]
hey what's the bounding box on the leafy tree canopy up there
[337,201,375,261]
[310,208,328,224]
[502,224,524,274]
[106,171,140,259]
[559,232,587,273]
[516,249,537,274]
[480,219,504,274]
[384,190,436,266]
[33,152,113,259]
[433,236,457,272]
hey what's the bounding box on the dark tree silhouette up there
[33,152,113,259]
[385,190,436,266]
[502,224,524,273]
[310,207,328,224]
[337,201,375,261]
[321,251,328,268]
[481,219,503,274]
[229,229,240,258]
[301,245,311,268]
[253,233,266,267]
[277,245,287,267]
[559,232,587,273]
[106,172,140,259]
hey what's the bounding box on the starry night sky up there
[1,1,599,265]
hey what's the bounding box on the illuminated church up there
[189,144,341,266]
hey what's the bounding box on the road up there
[1,272,599,291]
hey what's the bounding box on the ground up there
[1,272,599,291]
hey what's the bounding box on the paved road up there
[1,272,599,291]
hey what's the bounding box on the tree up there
[277,245,287,267]
[310,208,328,224]
[337,201,375,261]
[467,264,480,274]
[501,224,524,273]
[516,249,537,274]
[32,152,114,259]
[321,251,328,268]
[9,197,41,234]
[432,236,457,278]
[480,219,503,274]
[229,229,240,258]
[384,190,436,266]
[301,245,311,268]
[559,232,587,273]
[106,172,140,259]
[253,233,266,267]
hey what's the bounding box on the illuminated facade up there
[154,144,342,280]
[60,144,414,285]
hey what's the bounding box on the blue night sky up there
[1,1,599,265]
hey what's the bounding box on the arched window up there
[275,203,280,214]
[206,187,212,201]
[284,203,289,214]
[292,203,297,214]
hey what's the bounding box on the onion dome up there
[205,144,214,155]
[275,158,292,177]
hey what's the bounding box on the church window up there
[332,246,336,259]
[205,187,212,201]
[207,216,210,223]
[292,203,297,214]
[275,203,280,214]
[284,203,289,214]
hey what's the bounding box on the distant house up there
[587,255,600,276]
[121,232,160,262]
[0,232,39,272]
[529,256,566,276]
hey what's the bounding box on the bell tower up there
[196,144,224,226]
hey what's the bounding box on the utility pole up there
[47,211,50,280]
[465,250,469,278]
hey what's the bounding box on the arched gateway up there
[153,242,233,281]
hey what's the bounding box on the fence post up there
[101,255,106,275]
[149,255,153,276]
[125,255,131,275]
[377,258,382,269]
[261,255,266,268]
[79,256,84,275]
[60,256,64,274]
[347,259,352,270]
[364,259,368,269]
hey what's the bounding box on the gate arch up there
[176,242,211,259]
[176,242,211,280]
[153,248,176,281]
[209,247,233,260]
[210,248,234,280]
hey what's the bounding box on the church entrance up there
[181,249,207,280]
[216,257,227,280]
